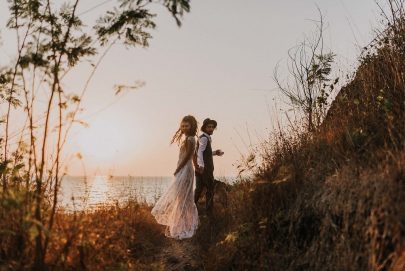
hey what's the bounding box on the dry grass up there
[1,201,166,270]
[192,11,405,271]
[197,150,404,270]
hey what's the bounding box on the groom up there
[194,118,224,214]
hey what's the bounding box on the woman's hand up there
[196,166,204,174]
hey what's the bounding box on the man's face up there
[205,124,216,135]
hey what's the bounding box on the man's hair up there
[201,118,217,132]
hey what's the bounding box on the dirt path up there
[156,236,204,271]
[151,204,217,270]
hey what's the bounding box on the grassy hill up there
[194,9,405,271]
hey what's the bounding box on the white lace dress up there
[151,136,199,239]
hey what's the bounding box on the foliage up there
[0,0,190,269]
[96,0,190,46]
[274,9,339,132]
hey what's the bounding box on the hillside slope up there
[195,10,405,271]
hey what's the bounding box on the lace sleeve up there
[187,136,196,152]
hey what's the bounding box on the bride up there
[151,115,199,239]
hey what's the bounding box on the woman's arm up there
[174,137,195,175]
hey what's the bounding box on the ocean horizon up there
[59,175,235,211]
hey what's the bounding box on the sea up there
[58,175,234,211]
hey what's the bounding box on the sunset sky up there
[0,0,384,177]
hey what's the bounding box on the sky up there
[0,0,385,177]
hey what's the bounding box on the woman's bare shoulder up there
[186,136,196,144]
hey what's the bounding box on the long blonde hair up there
[171,115,198,145]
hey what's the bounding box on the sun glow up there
[71,112,144,166]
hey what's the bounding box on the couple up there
[151,116,224,240]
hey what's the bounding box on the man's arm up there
[197,136,208,168]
